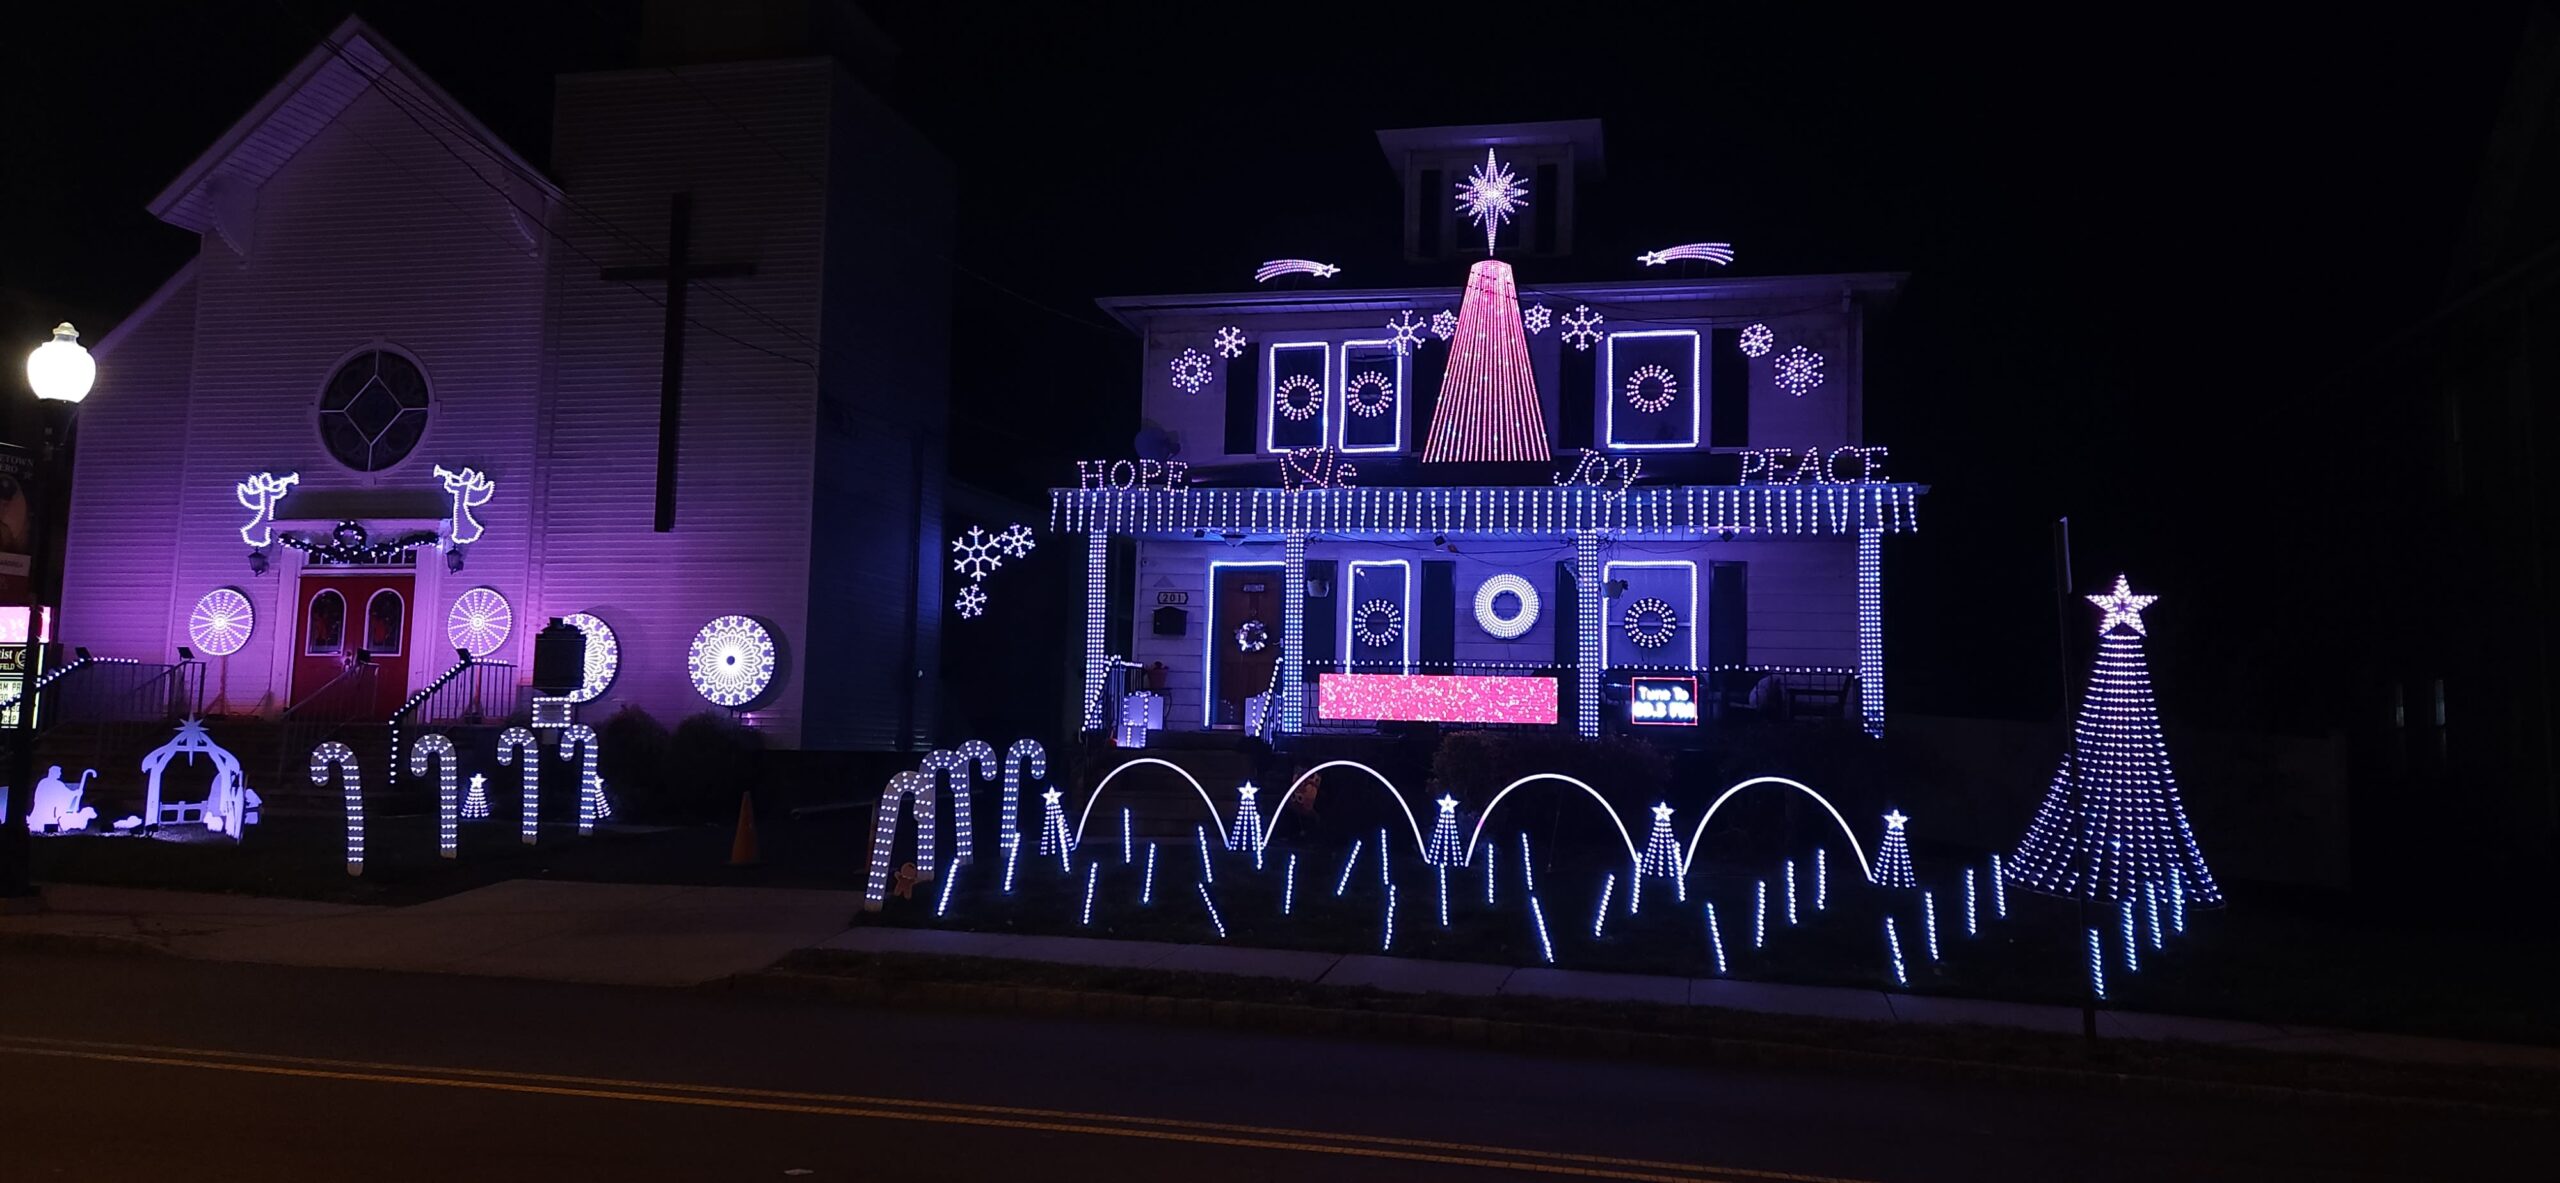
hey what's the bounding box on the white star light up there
[2087,573,2160,636]
[1455,150,1528,254]
[1651,802,1675,823]
[1239,783,1258,800]
[1041,787,1063,806]
[1884,809,1910,832]
[1437,794,1460,816]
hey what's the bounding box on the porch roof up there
[1048,483,1924,539]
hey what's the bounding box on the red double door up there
[289,572,414,716]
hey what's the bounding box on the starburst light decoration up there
[1345,370,1394,418]
[1430,309,1457,341]
[1385,310,1427,355]
[1560,305,1603,351]
[951,526,1004,581]
[188,588,255,656]
[1523,303,1552,335]
[445,587,512,657]
[1625,364,1678,414]
[1454,149,1527,254]
[1774,345,1826,396]
[558,613,619,704]
[1169,348,1213,394]
[1739,323,1774,358]
[1622,597,1679,649]
[994,523,1037,559]
[1213,325,1248,358]
[688,615,776,708]
[956,585,987,619]
[1352,598,1404,648]
[1274,373,1322,421]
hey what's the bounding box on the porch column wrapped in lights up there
[1281,532,1306,733]
[1857,530,1885,736]
[1082,533,1108,730]
[1575,532,1602,738]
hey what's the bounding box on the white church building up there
[59,17,949,750]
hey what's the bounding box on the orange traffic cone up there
[728,791,760,866]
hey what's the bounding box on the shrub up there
[662,712,767,823]
[1430,731,1672,810]
[597,706,673,819]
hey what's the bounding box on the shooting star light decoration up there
[1254,259,1342,283]
[1637,243,1737,267]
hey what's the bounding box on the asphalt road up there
[0,951,2537,1181]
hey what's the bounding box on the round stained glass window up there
[318,350,430,472]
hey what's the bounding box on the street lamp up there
[3,323,93,906]
[27,323,96,404]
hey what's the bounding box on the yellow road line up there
[0,1035,1868,1183]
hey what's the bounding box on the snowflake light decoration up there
[995,523,1037,559]
[1739,323,1774,358]
[687,615,776,708]
[1213,325,1248,359]
[445,587,513,657]
[1274,373,1322,421]
[1622,597,1679,649]
[956,584,987,619]
[1523,304,1552,335]
[951,526,1004,581]
[1169,348,1213,394]
[557,613,620,704]
[1345,371,1394,418]
[1430,310,1457,341]
[1352,598,1404,648]
[1560,305,1603,352]
[1385,310,1427,356]
[1775,345,1826,397]
[1625,364,1678,413]
[1454,149,1528,254]
[188,588,255,656]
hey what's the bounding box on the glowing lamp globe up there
[27,323,95,403]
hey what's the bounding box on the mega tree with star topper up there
[2006,574,2223,908]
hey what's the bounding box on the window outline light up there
[1334,338,1408,455]
[1263,341,1331,455]
[1343,558,1413,673]
[1204,560,1285,727]
[1604,559,1699,669]
[1602,329,1702,451]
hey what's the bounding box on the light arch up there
[1257,759,1429,859]
[1072,757,1225,846]
[1677,776,1874,881]
[1460,773,1641,868]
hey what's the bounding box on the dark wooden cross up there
[597,193,754,532]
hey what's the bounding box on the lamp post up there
[1,323,93,903]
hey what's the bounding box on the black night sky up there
[0,2,2527,729]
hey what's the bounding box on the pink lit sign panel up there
[1317,673,1558,725]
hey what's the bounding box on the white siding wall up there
[545,62,830,745]
[60,273,198,664]
[76,87,552,713]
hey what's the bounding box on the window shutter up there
[1421,560,1456,669]
[1223,343,1259,456]
[1711,328,1750,448]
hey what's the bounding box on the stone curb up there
[728,966,2556,1118]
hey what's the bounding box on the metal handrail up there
[280,663,378,726]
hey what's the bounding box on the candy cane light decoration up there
[409,733,460,859]
[919,749,976,867]
[559,724,601,836]
[864,770,936,913]
[498,726,540,845]
[1001,738,1046,848]
[310,741,361,876]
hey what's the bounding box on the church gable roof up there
[147,16,558,241]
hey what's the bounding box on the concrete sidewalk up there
[9,880,2555,1075]
[816,926,2560,1073]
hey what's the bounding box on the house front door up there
[290,572,414,716]
[1209,563,1283,728]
